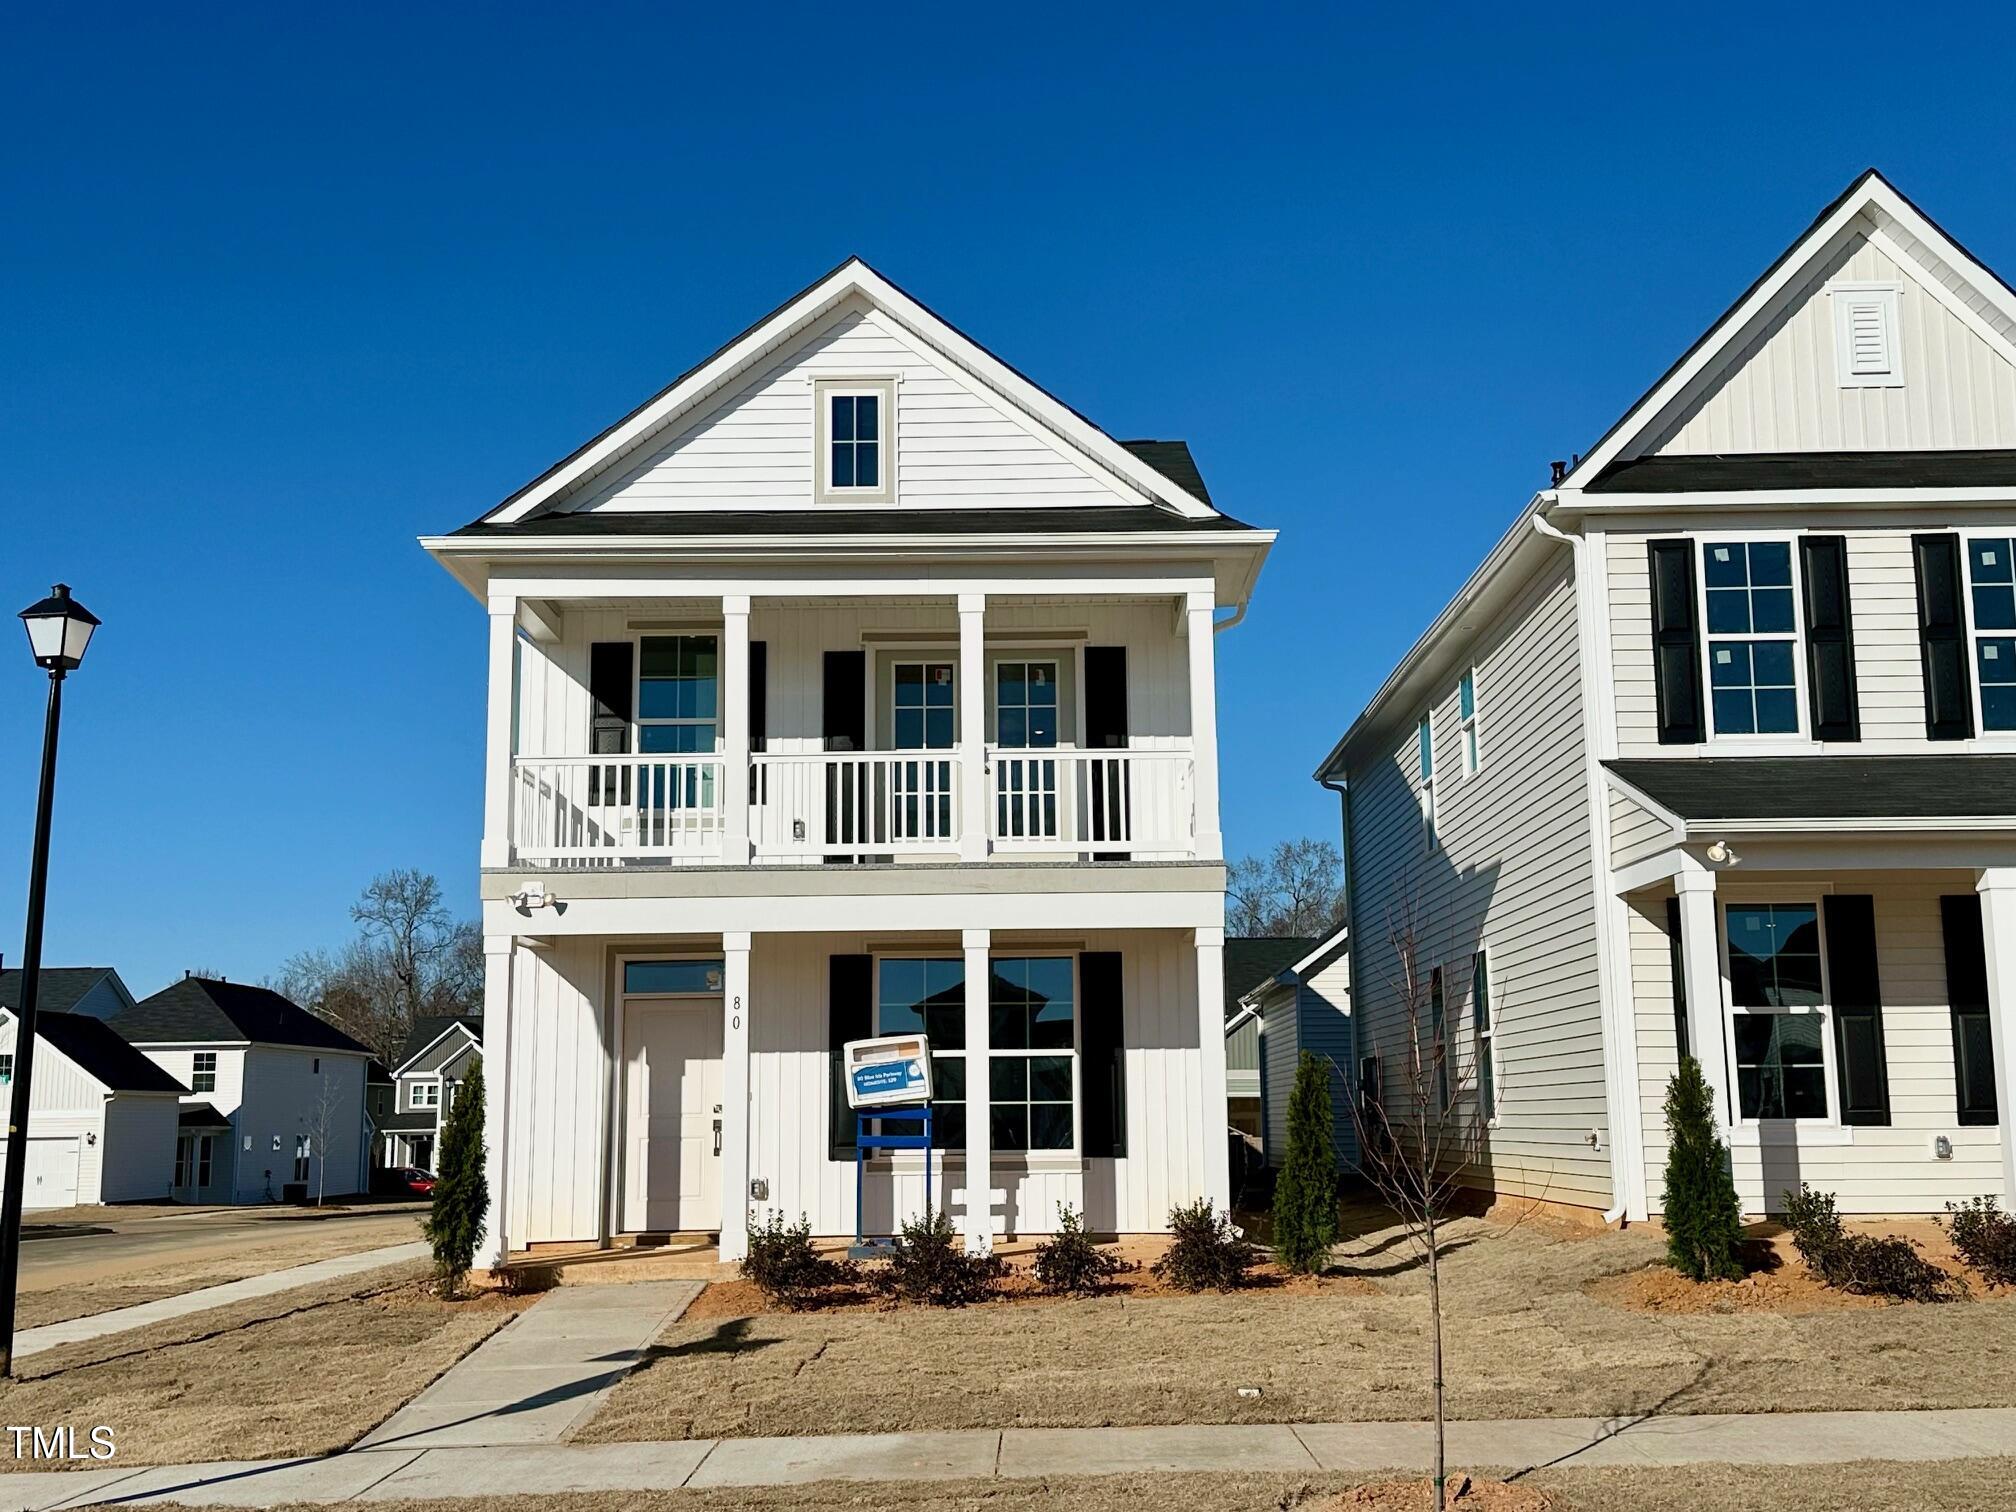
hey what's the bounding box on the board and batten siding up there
[1628,871,2004,1213]
[1344,555,1611,1209]
[560,302,1138,514]
[1640,224,2016,456]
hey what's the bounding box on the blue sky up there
[5,4,2016,998]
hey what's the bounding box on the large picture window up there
[1702,540,1802,736]
[1966,535,2016,732]
[1724,902,1832,1121]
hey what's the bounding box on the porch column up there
[960,927,995,1253]
[1674,861,1732,1127]
[721,596,751,864]
[720,932,753,1261]
[476,936,514,1270]
[1196,925,1231,1211]
[1978,870,2016,1206]
[958,594,988,861]
[1184,590,1223,861]
[480,598,518,869]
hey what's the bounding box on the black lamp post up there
[0,584,99,1378]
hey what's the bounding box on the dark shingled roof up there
[394,1014,483,1069]
[374,1108,440,1134]
[27,1011,187,1094]
[1607,756,2016,821]
[178,1101,231,1129]
[1587,449,2016,493]
[114,978,371,1055]
[0,967,124,1018]
[1223,937,1320,1020]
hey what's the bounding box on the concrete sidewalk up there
[8,1406,2015,1508]
[14,1242,432,1360]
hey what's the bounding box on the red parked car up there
[378,1166,435,1196]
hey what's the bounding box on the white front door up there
[623,1003,724,1233]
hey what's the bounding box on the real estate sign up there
[843,1034,932,1109]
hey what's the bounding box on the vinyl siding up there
[98,1095,179,1203]
[1261,953,1356,1171]
[1631,870,2003,1213]
[1609,789,1675,871]
[1343,555,1611,1208]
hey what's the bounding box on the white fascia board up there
[391,1022,480,1078]
[1284,921,1350,978]
[1224,1001,1261,1035]
[1572,487,2016,512]
[1603,768,1689,840]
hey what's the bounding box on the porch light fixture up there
[18,584,99,672]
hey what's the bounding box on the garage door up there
[0,1137,82,1209]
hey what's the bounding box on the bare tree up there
[1226,837,1346,937]
[306,1071,348,1207]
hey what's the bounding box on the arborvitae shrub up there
[1272,1051,1340,1274]
[1659,1056,1745,1282]
[744,1212,858,1308]
[425,1059,488,1296]
[1152,1198,1256,1292]
[1032,1204,1131,1295]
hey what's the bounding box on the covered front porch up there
[474,924,1229,1267]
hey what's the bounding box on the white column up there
[1184,590,1223,861]
[1675,862,1732,1128]
[958,594,988,861]
[1196,925,1231,1212]
[960,927,995,1253]
[476,936,514,1271]
[1977,870,2016,1206]
[480,599,518,869]
[719,932,753,1261]
[721,596,751,864]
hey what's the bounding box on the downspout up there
[1530,508,1633,1227]
[1213,602,1248,633]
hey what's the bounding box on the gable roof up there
[14,1010,188,1095]
[473,258,1223,526]
[0,967,130,1018]
[394,1014,483,1073]
[1222,937,1319,1021]
[114,978,371,1055]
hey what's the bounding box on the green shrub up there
[1783,1183,1957,1302]
[1944,1197,2016,1287]
[877,1210,1005,1307]
[425,1059,487,1296]
[1659,1056,1745,1282]
[1152,1198,1255,1292]
[744,1213,859,1308]
[496,1263,560,1297]
[1032,1205,1131,1295]
[1272,1051,1340,1274]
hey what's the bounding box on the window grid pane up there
[1703,542,1799,735]
[1969,539,2016,730]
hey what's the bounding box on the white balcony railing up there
[987,747,1195,857]
[511,755,726,862]
[750,751,962,860]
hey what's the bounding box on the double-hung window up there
[1701,539,1802,737]
[1417,714,1437,852]
[191,1050,217,1094]
[816,379,895,504]
[1472,950,1495,1122]
[196,1135,213,1188]
[293,1135,311,1184]
[413,1081,440,1111]
[1458,670,1481,776]
[988,958,1076,1152]
[637,635,719,754]
[1966,535,2016,732]
[876,958,967,1147]
[1428,965,1449,1112]
[174,1136,190,1189]
[1724,902,1832,1122]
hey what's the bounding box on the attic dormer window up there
[1830,281,1902,388]
[814,377,895,504]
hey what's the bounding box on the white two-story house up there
[1319,170,2016,1220]
[423,260,1274,1265]
[376,1014,482,1170]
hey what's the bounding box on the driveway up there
[19,1202,428,1291]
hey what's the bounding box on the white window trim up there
[1828,280,1904,389]
[1458,668,1481,778]
[1717,899,1840,1130]
[1960,528,2016,739]
[1697,533,1812,744]
[1417,713,1437,853]
[191,1050,218,1094]
[411,1080,441,1111]
[812,375,898,506]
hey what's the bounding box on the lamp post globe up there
[19,583,99,672]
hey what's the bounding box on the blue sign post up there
[851,1105,934,1260]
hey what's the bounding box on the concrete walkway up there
[14,1242,432,1360]
[8,1407,2015,1508]
[354,1280,703,1451]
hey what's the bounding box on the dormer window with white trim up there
[814,377,895,504]
[1829,281,1902,388]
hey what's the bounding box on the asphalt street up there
[18,1203,427,1288]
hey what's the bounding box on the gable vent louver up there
[1831,281,1902,388]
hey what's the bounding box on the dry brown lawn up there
[199,1457,2016,1512]
[579,1212,2016,1442]
[0,1259,525,1470]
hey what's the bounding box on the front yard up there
[577,1208,2016,1442]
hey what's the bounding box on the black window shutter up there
[749,641,768,752]
[1664,897,1690,1062]
[1825,895,1890,1126]
[822,651,865,751]
[588,642,634,807]
[828,954,873,1158]
[1913,534,1975,741]
[1799,536,1861,742]
[1941,894,1997,1126]
[1078,951,1127,1157]
[1648,539,1704,745]
[1083,647,1131,857]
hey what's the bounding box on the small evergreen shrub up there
[877,1210,1005,1307]
[1945,1197,2016,1287]
[1659,1056,1745,1282]
[425,1059,488,1297]
[1152,1198,1256,1292]
[1783,1183,1957,1302]
[1271,1051,1340,1274]
[1032,1205,1131,1295]
[744,1213,859,1308]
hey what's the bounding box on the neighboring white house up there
[377,1014,482,1170]
[0,993,187,1209]
[1224,925,1354,1170]
[422,257,1275,1264]
[1223,937,1315,1140]
[105,977,375,1203]
[1318,169,2016,1219]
